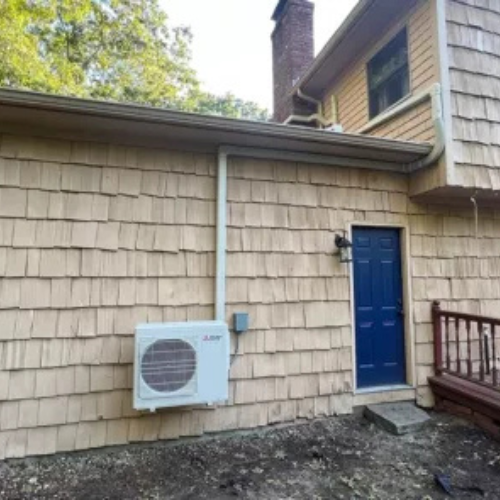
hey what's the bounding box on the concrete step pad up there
[364,402,430,435]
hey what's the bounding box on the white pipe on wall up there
[359,84,438,134]
[358,83,446,173]
[284,87,328,128]
[215,148,228,322]
[297,88,324,118]
[284,83,445,174]
[214,144,414,323]
[284,113,330,128]
[214,114,440,320]
[406,84,446,173]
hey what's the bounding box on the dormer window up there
[368,28,410,119]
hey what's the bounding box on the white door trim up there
[348,222,416,393]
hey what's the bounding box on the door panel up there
[353,227,406,388]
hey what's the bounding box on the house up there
[0,0,498,458]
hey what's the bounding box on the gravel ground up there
[1,412,499,499]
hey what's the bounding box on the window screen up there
[368,29,410,119]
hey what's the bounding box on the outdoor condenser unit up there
[133,321,230,412]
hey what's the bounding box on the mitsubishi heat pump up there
[134,321,230,412]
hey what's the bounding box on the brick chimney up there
[271,0,315,123]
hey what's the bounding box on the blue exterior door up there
[353,227,406,389]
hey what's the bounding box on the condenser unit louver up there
[134,321,230,411]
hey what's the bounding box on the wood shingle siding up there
[322,0,437,144]
[447,0,500,189]
[5,0,500,459]
[1,132,500,457]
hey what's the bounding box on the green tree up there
[196,92,269,122]
[0,0,269,120]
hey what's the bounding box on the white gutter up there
[0,88,431,163]
[358,83,446,173]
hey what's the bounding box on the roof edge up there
[0,88,432,160]
[293,0,375,95]
[272,0,287,20]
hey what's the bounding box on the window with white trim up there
[367,28,410,119]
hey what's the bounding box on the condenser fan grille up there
[141,339,197,393]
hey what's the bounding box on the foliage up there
[196,92,270,122]
[0,0,269,120]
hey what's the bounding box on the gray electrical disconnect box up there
[233,313,249,334]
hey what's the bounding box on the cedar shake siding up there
[1,132,500,458]
[315,0,449,199]
[447,0,500,190]
[272,0,500,199]
[322,0,438,144]
[2,0,500,460]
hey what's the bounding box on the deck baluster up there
[429,307,500,429]
[485,323,492,376]
[455,317,461,374]
[466,319,472,378]
[492,324,498,386]
[432,301,443,374]
[445,316,451,372]
[430,304,500,393]
[478,321,485,382]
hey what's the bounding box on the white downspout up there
[216,148,228,322]
[406,84,446,173]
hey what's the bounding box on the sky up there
[161,0,358,110]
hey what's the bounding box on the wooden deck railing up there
[432,301,500,390]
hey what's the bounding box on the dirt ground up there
[1,412,500,500]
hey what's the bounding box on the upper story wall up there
[447,0,500,190]
[322,0,438,144]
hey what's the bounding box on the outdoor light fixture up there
[335,233,353,263]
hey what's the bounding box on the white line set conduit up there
[215,149,228,322]
[215,86,446,320]
[215,148,427,320]
[284,89,330,128]
[408,84,446,172]
[359,83,446,173]
[215,145,406,321]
